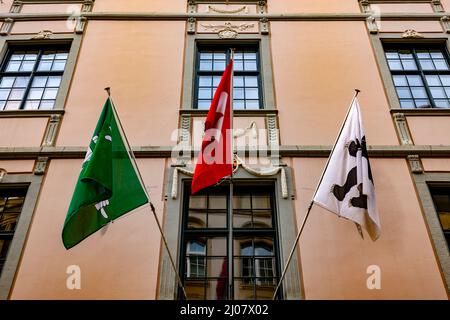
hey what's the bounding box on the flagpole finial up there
[104,87,111,97]
[355,89,361,96]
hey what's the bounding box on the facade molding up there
[1,12,450,22]
[2,145,450,159]
[393,113,414,145]
[407,154,424,173]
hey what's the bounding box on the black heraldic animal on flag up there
[314,98,381,241]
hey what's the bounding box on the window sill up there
[180,109,278,117]
[0,109,64,118]
[390,108,450,116]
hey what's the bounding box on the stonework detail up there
[266,114,279,147]
[440,16,450,33]
[10,1,22,13]
[393,113,414,145]
[200,22,256,38]
[260,17,269,35]
[0,168,6,182]
[42,115,62,147]
[31,30,53,40]
[0,18,14,36]
[359,0,371,13]
[432,0,445,12]
[187,17,196,34]
[402,29,425,39]
[34,157,49,176]
[407,155,423,174]
[366,16,378,34]
[81,0,94,13]
[75,16,87,34]
[208,5,247,14]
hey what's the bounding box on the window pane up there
[440,75,450,86]
[434,59,449,70]
[396,87,412,99]
[41,51,55,60]
[200,52,213,59]
[213,61,226,71]
[198,100,211,109]
[245,88,259,100]
[32,76,47,87]
[244,61,257,71]
[14,77,30,88]
[233,100,245,110]
[43,88,58,100]
[234,210,252,228]
[0,89,10,100]
[20,60,35,72]
[385,51,399,59]
[245,100,260,110]
[400,99,415,109]
[4,101,20,110]
[47,76,61,87]
[24,100,40,110]
[37,60,52,71]
[388,60,402,70]
[208,212,226,228]
[419,59,434,70]
[234,279,255,299]
[10,54,24,61]
[410,87,427,99]
[434,100,450,108]
[198,76,212,87]
[213,52,226,59]
[9,89,24,100]
[55,52,68,60]
[234,76,244,87]
[209,196,227,210]
[185,280,205,300]
[430,87,446,99]
[416,51,430,59]
[188,211,206,228]
[430,51,444,59]
[234,88,244,99]
[426,75,441,86]
[253,211,272,228]
[234,61,244,71]
[398,50,413,58]
[0,101,5,110]
[52,60,66,71]
[0,77,14,88]
[209,237,227,256]
[415,99,431,108]
[6,61,21,72]
[406,75,423,86]
[39,100,54,110]
[198,88,212,99]
[28,88,43,100]
[245,76,258,87]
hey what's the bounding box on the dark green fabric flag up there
[62,98,148,249]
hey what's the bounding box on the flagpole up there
[271,89,361,300]
[228,49,235,300]
[104,87,188,300]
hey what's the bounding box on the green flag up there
[62,98,148,249]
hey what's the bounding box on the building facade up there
[0,0,449,300]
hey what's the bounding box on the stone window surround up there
[157,167,303,300]
[0,33,82,114]
[181,33,276,111]
[0,171,45,300]
[412,172,450,294]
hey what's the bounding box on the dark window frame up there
[178,182,281,300]
[428,183,450,251]
[0,186,28,276]
[0,44,71,111]
[383,43,450,109]
[194,43,264,110]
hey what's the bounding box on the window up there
[384,44,450,109]
[195,45,262,110]
[429,185,450,249]
[180,184,279,300]
[0,46,70,111]
[0,187,27,276]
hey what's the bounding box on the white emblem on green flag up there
[62,98,148,249]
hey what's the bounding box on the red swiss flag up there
[191,60,233,195]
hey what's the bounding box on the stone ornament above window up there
[401,29,425,39]
[199,21,258,38]
[31,30,53,40]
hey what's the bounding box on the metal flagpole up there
[104,87,188,300]
[228,50,235,300]
[272,89,361,300]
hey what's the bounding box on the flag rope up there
[105,88,188,300]
[271,89,361,300]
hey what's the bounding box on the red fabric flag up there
[191,60,233,195]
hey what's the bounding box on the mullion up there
[18,49,42,110]
[412,48,437,108]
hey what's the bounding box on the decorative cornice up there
[75,16,87,33]
[440,16,450,33]
[260,17,269,34]
[432,0,445,13]
[33,156,48,175]
[366,15,378,34]
[402,29,425,38]
[10,1,22,14]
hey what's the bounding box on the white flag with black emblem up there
[313,98,381,241]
